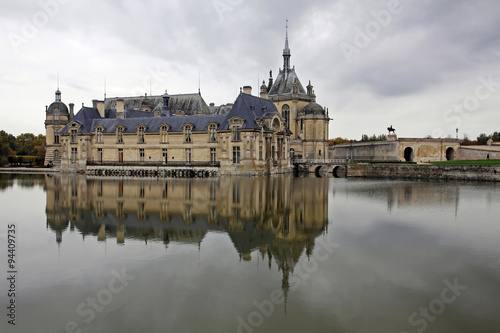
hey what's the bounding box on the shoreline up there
[347,164,500,182]
[0,168,58,174]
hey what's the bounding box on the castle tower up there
[267,22,330,160]
[44,87,70,166]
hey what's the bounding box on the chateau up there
[44,28,330,175]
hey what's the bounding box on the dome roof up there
[303,102,325,115]
[47,101,69,114]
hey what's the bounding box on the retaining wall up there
[347,164,500,182]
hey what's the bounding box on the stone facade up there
[44,28,329,175]
[330,137,462,163]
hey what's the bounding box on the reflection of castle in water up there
[332,179,461,212]
[45,175,329,302]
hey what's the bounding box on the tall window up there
[118,148,123,163]
[162,148,168,164]
[282,104,290,128]
[210,148,217,165]
[54,150,60,159]
[139,148,145,162]
[97,148,103,163]
[232,126,241,142]
[186,148,191,164]
[259,145,263,160]
[70,129,77,144]
[209,124,217,142]
[138,127,145,143]
[185,125,192,143]
[54,112,60,121]
[117,127,123,143]
[96,127,103,143]
[71,148,77,163]
[232,146,240,164]
[54,129,60,144]
[160,125,168,143]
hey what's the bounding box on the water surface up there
[0,174,499,333]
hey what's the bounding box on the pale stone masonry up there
[44,28,330,174]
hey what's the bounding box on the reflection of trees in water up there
[45,174,329,303]
[0,173,45,191]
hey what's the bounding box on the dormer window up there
[232,125,241,142]
[70,129,77,144]
[184,125,192,143]
[209,124,217,142]
[116,127,123,143]
[160,125,168,143]
[96,127,103,144]
[138,126,145,143]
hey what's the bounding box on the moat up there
[0,174,499,333]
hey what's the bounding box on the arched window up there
[282,104,290,128]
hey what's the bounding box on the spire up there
[55,73,62,102]
[283,20,291,73]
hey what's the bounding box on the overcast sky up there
[1,0,499,140]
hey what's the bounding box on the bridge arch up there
[332,165,345,178]
[404,147,414,162]
[314,166,323,177]
[446,147,455,161]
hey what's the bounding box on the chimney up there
[96,100,105,118]
[116,99,124,119]
[243,86,252,95]
[92,99,98,108]
[69,103,74,119]
[260,81,268,99]
[209,102,215,107]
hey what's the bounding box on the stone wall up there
[347,164,500,182]
[458,146,500,160]
[329,141,399,161]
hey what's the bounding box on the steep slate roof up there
[92,115,227,133]
[220,93,279,130]
[268,68,307,96]
[104,93,211,115]
[59,93,279,135]
[59,107,100,134]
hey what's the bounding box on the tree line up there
[0,130,45,167]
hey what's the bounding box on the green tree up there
[477,133,490,145]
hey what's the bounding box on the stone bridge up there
[292,159,348,178]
